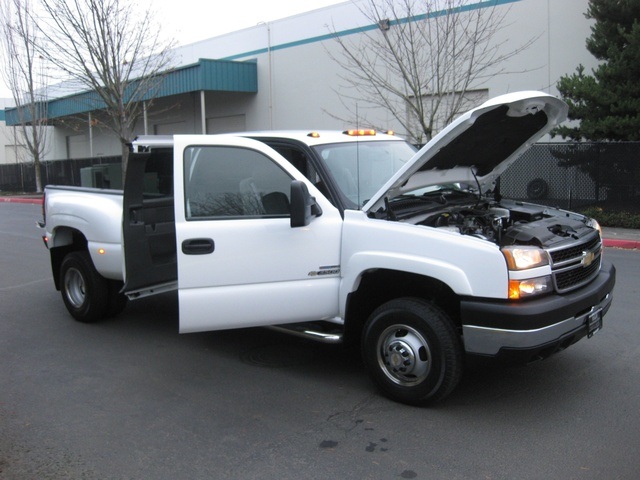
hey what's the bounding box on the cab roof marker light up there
[344,129,376,136]
[307,132,321,138]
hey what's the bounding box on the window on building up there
[4,144,27,163]
[155,121,190,135]
[207,115,246,134]
[67,134,89,159]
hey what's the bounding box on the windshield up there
[313,140,417,209]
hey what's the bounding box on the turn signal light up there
[508,276,552,300]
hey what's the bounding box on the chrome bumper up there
[463,292,613,356]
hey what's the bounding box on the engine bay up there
[380,188,596,249]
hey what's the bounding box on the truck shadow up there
[103,292,594,410]
[108,290,366,376]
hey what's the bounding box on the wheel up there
[60,251,110,323]
[362,298,463,405]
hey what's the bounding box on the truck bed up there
[44,186,126,281]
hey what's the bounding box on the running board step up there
[125,281,178,300]
[267,321,344,344]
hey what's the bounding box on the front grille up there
[548,233,602,293]
[554,258,600,291]
[549,236,600,264]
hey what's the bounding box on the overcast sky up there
[0,0,346,99]
[156,0,347,46]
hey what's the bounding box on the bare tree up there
[328,0,537,144]
[0,0,49,192]
[35,0,175,176]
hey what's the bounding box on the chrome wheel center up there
[64,268,86,308]
[378,325,432,386]
[386,340,416,372]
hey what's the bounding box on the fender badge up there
[308,265,340,277]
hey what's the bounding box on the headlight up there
[509,276,553,300]
[587,217,602,238]
[502,246,549,270]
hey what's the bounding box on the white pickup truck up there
[40,91,616,405]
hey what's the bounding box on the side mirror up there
[290,180,322,228]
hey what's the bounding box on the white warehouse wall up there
[156,0,599,138]
[4,0,599,161]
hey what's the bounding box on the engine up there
[425,207,506,242]
[418,199,593,248]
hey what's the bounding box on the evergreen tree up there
[555,0,640,141]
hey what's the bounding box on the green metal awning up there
[5,58,257,126]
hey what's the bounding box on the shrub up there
[579,206,640,229]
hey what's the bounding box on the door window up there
[183,146,293,220]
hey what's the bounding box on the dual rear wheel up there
[60,251,127,323]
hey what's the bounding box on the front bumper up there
[461,261,615,359]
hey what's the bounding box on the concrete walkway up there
[2,194,638,249]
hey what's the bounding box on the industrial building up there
[1,0,597,164]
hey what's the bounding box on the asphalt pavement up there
[2,200,639,480]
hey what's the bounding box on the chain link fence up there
[0,156,121,192]
[1,143,639,213]
[500,142,640,212]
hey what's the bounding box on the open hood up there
[363,91,568,213]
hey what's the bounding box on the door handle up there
[181,238,215,255]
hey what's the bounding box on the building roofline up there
[5,58,257,126]
[220,0,521,60]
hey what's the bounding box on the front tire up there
[60,251,110,323]
[362,298,463,405]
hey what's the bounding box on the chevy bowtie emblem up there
[581,250,596,267]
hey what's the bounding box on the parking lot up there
[2,202,639,479]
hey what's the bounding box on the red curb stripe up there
[0,197,43,204]
[604,239,640,250]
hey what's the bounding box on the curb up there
[1,195,638,250]
[603,239,640,250]
[1,196,43,205]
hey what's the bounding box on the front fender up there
[342,251,473,296]
[340,210,509,313]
